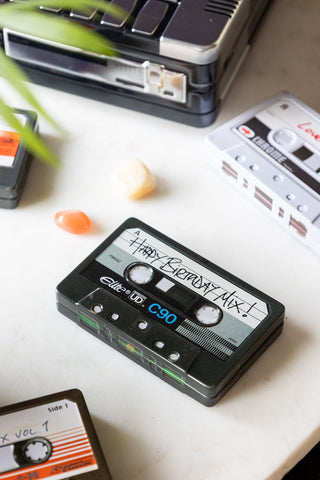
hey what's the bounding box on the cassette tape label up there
[81,226,269,360]
[0,114,26,168]
[96,228,268,323]
[0,399,97,480]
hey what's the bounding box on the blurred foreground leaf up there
[0,49,64,135]
[0,0,124,164]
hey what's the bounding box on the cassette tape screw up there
[168,352,180,362]
[273,175,283,182]
[154,340,165,349]
[138,320,148,330]
[298,204,308,212]
[92,304,103,313]
[109,312,119,321]
[235,155,246,163]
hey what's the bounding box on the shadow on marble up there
[93,415,168,480]
[18,133,65,208]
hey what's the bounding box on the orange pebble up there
[54,209,91,234]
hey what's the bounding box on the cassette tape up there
[0,389,112,480]
[56,218,285,406]
[206,92,320,255]
[0,109,38,209]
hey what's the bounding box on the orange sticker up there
[0,130,20,157]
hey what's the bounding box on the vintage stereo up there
[1,0,272,126]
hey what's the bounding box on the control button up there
[70,8,97,20]
[101,0,138,28]
[132,0,169,36]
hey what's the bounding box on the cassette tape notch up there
[56,218,285,406]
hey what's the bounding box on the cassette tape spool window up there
[125,262,222,326]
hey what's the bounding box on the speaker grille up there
[204,0,240,17]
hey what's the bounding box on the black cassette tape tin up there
[1,0,272,127]
[0,109,37,209]
[0,389,112,480]
[56,218,285,406]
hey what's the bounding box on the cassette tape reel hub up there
[22,438,52,464]
[57,218,285,406]
[125,263,155,285]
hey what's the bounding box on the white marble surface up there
[1,0,320,478]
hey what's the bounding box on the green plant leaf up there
[0,0,125,164]
[0,10,115,56]
[0,49,65,134]
[0,97,60,166]
[0,0,126,21]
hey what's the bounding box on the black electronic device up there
[56,218,284,406]
[1,0,272,127]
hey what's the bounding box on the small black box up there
[0,108,37,209]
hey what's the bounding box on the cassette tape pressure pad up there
[57,218,284,406]
[1,0,272,127]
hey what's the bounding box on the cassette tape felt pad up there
[56,218,284,406]
[1,0,272,126]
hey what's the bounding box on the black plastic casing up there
[56,218,285,406]
[0,109,38,209]
[1,0,272,127]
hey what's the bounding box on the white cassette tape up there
[206,91,320,255]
